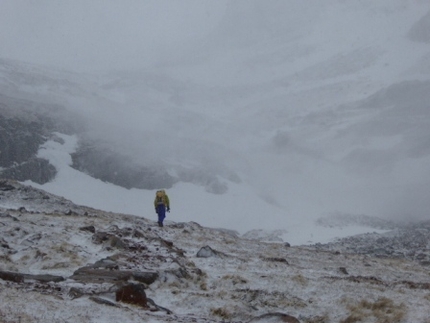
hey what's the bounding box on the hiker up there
[154,190,170,227]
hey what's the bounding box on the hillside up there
[1,2,430,320]
[1,179,429,323]
[1,0,430,237]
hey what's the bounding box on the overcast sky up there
[0,0,229,72]
[3,0,426,76]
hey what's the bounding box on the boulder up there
[248,312,300,323]
[197,245,218,258]
[115,283,148,308]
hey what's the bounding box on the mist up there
[0,0,228,72]
[2,0,430,230]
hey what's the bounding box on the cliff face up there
[70,145,176,190]
[0,95,61,184]
[0,90,174,189]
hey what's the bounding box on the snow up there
[1,194,429,322]
[24,133,389,246]
[2,1,430,321]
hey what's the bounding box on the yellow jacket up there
[154,190,170,208]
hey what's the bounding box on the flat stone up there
[0,271,64,283]
[70,267,158,285]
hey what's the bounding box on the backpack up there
[155,190,165,204]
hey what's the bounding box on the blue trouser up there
[156,204,166,224]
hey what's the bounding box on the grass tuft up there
[340,297,406,323]
[210,307,232,319]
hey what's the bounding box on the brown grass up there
[221,274,248,285]
[303,314,330,323]
[340,297,406,323]
[210,307,232,319]
[292,273,308,286]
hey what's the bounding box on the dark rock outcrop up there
[312,220,430,265]
[0,114,57,184]
[1,157,57,184]
[0,115,46,168]
[70,266,158,285]
[70,144,176,190]
[0,270,64,283]
[0,95,83,184]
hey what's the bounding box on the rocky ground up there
[1,179,430,323]
[311,220,430,267]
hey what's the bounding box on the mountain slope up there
[1,0,430,246]
[1,180,430,323]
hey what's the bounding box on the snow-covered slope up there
[22,133,391,246]
[1,180,429,323]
